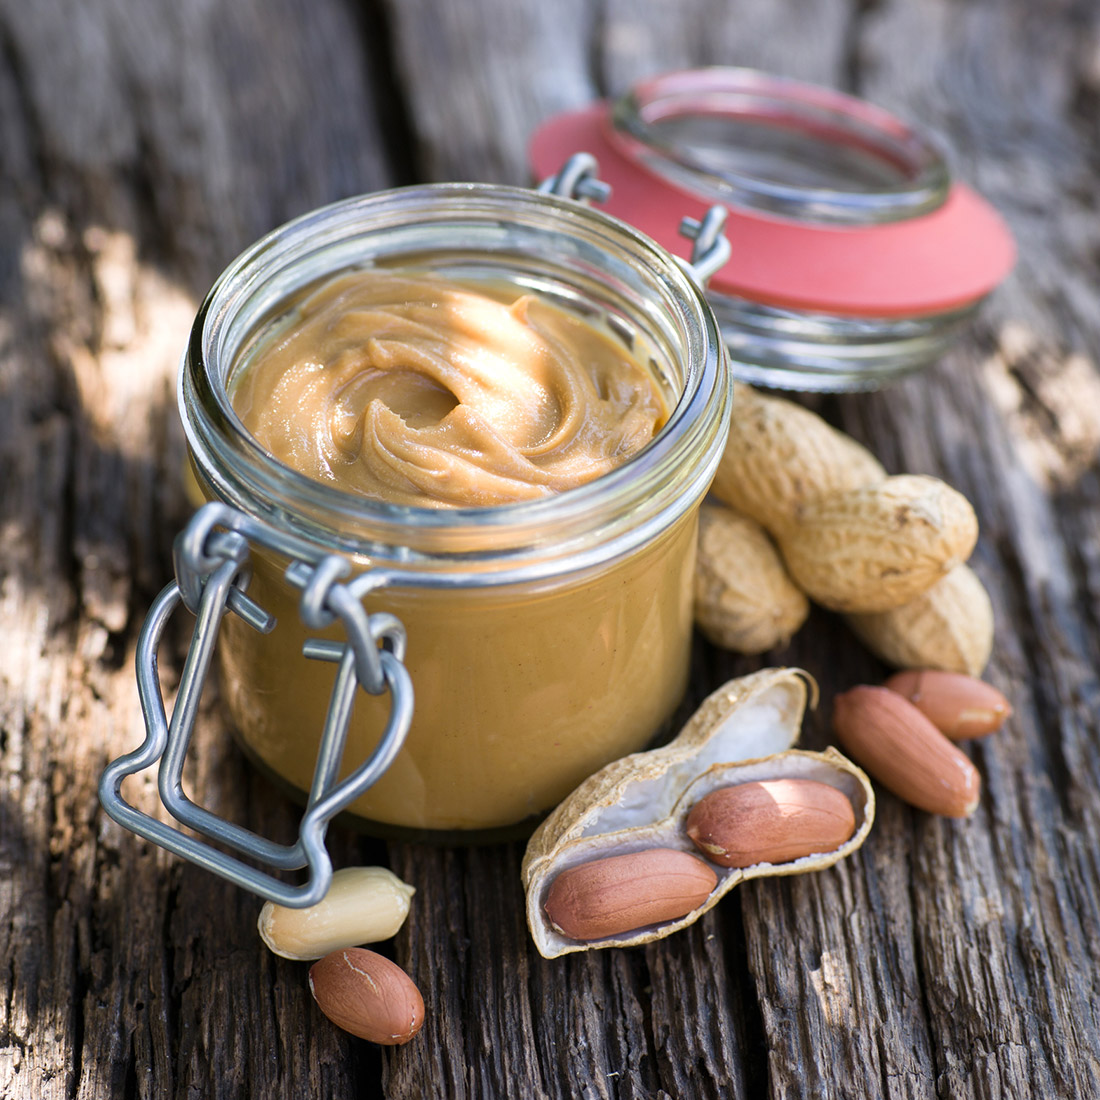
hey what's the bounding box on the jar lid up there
[530,69,1015,319]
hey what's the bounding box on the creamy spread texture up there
[231,270,668,507]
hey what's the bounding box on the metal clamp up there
[98,502,413,908]
[677,205,732,287]
[539,153,730,288]
[537,151,612,204]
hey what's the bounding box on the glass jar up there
[531,68,1015,391]
[119,179,729,869]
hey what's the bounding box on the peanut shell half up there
[522,668,875,958]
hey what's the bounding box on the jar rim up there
[181,182,731,576]
[609,67,951,226]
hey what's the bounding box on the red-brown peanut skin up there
[884,669,1011,739]
[308,948,425,1045]
[543,848,718,941]
[685,779,857,869]
[832,685,981,817]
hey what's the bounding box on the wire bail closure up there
[539,152,730,288]
[98,502,413,909]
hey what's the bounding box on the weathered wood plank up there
[842,4,1100,1096]
[0,2,397,1098]
[1,0,1099,1097]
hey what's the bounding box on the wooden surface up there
[3,1,1100,1096]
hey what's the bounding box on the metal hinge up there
[539,152,730,287]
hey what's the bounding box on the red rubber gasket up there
[530,105,1015,318]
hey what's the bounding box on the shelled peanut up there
[698,383,994,674]
[832,685,981,817]
[543,848,717,940]
[259,866,415,960]
[685,779,856,869]
[883,669,1011,739]
[831,671,1010,818]
[258,865,424,1046]
[309,948,425,1045]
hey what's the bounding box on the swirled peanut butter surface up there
[231,270,668,507]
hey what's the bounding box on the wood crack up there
[350,0,420,187]
[904,814,947,1099]
[0,12,47,203]
[841,0,881,95]
[585,0,610,100]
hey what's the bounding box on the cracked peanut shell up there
[522,668,875,958]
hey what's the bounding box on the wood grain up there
[1,0,1098,1097]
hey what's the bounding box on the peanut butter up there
[218,268,696,833]
[230,270,668,507]
[219,517,695,831]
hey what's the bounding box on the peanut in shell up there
[846,563,994,676]
[710,383,886,535]
[686,779,857,869]
[694,503,809,653]
[522,668,875,958]
[778,475,979,614]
